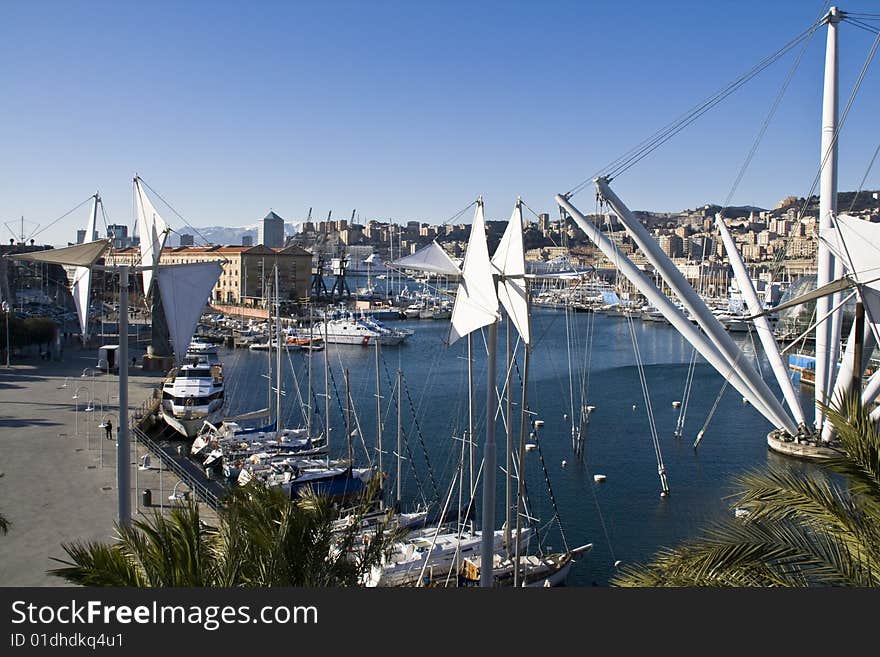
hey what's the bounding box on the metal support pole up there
[852,301,865,405]
[480,320,498,587]
[117,265,131,526]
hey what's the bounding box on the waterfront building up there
[105,244,312,305]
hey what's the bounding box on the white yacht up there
[161,360,225,438]
[312,316,410,346]
[364,525,531,587]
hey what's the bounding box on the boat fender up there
[362,336,370,347]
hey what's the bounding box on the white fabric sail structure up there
[491,200,530,344]
[134,177,170,296]
[822,214,880,325]
[8,238,110,268]
[820,214,880,431]
[72,194,99,340]
[448,200,499,346]
[155,262,223,365]
[392,240,461,276]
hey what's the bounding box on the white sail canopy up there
[821,213,880,341]
[448,201,499,346]
[135,178,170,296]
[155,262,222,365]
[392,240,461,276]
[7,239,110,268]
[72,195,99,340]
[491,201,530,344]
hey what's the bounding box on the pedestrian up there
[104,418,113,441]
[131,356,137,367]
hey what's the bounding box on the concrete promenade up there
[0,344,217,586]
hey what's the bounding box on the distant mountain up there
[171,222,302,247]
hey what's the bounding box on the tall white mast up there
[558,193,795,434]
[716,214,806,427]
[274,264,282,441]
[815,6,841,435]
[590,180,798,435]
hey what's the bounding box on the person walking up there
[104,418,113,441]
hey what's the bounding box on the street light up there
[2,300,9,368]
[84,400,95,449]
[98,413,113,468]
[72,385,91,441]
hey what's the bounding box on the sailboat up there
[382,198,591,587]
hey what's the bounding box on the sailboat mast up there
[275,264,282,441]
[513,342,531,587]
[396,368,402,510]
[815,5,841,436]
[307,304,313,437]
[324,316,330,468]
[480,320,498,587]
[375,338,383,484]
[467,333,475,521]
[345,368,352,468]
[504,316,512,555]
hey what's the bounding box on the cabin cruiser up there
[312,315,410,346]
[160,360,225,438]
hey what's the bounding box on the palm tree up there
[613,394,880,587]
[48,480,398,587]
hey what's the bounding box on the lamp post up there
[84,398,95,449]
[72,385,91,442]
[2,300,9,368]
[98,413,112,468]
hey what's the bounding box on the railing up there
[132,426,223,511]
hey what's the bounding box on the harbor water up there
[215,304,820,586]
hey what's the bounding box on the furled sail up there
[392,240,461,276]
[155,262,223,365]
[134,177,170,296]
[490,200,529,344]
[448,200,499,346]
[72,194,99,340]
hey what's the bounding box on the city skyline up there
[2,1,879,247]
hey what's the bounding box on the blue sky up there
[1,1,878,246]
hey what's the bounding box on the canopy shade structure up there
[134,177,170,296]
[391,240,462,277]
[491,201,530,344]
[448,200,499,346]
[4,238,111,267]
[72,195,100,340]
[154,262,223,365]
[746,275,864,319]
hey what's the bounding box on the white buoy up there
[563,413,568,420]
[672,400,681,408]
[561,460,567,468]
[593,474,606,483]
[632,404,637,411]
[586,405,596,413]
[660,491,668,498]
[614,560,622,568]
